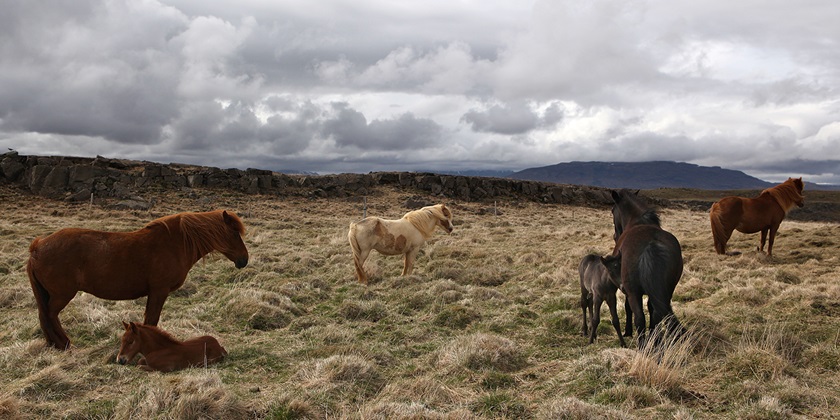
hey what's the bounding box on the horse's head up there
[610,189,658,242]
[600,252,622,288]
[435,204,454,233]
[221,211,249,268]
[791,177,805,208]
[116,321,142,365]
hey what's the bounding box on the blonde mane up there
[147,210,246,260]
[403,205,449,239]
[762,178,804,214]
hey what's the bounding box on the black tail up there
[637,240,684,337]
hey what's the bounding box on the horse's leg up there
[767,224,778,257]
[402,249,419,276]
[627,292,646,348]
[606,293,626,347]
[580,290,590,336]
[589,295,603,344]
[648,300,664,346]
[623,297,633,337]
[759,228,768,253]
[143,290,169,326]
[354,248,371,284]
[44,292,74,350]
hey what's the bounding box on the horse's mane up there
[762,178,804,213]
[403,205,448,239]
[637,210,661,227]
[134,323,181,345]
[147,210,245,259]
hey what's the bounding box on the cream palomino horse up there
[348,204,454,284]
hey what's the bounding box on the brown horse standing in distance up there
[27,210,248,350]
[710,177,804,257]
[117,321,227,372]
[348,204,453,284]
[579,253,627,347]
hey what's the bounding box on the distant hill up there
[434,169,516,178]
[509,161,774,190]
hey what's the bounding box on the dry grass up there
[1,183,839,418]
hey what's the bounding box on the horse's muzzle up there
[235,258,248,269]
[117,356,127,365]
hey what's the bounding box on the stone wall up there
[0,152,615,207]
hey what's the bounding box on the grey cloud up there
[169,100,318,155]
[461,101,564,135]
[0,0,186,144]
[323,103,443,151]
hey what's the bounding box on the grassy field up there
[1,182,838,419]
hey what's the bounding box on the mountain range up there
[507,161,839,190]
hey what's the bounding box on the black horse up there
[610,189,685,347]
[579,253,626,347]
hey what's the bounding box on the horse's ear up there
[129,322,138,333]
[633,190,640,196]
[122,321,129,330]
[222,210,231,223]
[610,190,621,203]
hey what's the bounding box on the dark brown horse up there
[710,177,804,257]
[610,190,684,348]
[117,321,227,372]
[27,210,248,350]
[579,253,626,347]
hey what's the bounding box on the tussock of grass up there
[436,333,526,373]
[222,288,302,330]
[113,372,245,419]
[296,354,385,399]
[537,396,629,419]
[625,322,697,395]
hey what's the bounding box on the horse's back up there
[619,225,682,288]
[578,254,603,286]
[28,228,160,298]
[350,216,422,255]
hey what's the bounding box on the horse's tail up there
[638,240,684,338]
[709,201,731,255]
[27,238,53,343]
[348,221,366,284]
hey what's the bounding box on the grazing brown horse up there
[116,321,227,372]
[710,177,804,257]
[579,253,626,347]
[348,204,453,284]
[611,189,684,348]
[27,210,248,350]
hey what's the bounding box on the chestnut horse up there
[610,190,684,348]
[579,253,626,347]
[27,210,248,349]
[348,204,453,284]
[710,177,804,257]
[116,321,227,372]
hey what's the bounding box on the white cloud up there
[1,0,839,183]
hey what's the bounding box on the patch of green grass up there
[472,392,529,418]
[434,304,480,329]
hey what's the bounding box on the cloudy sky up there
[2,0,839,183]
